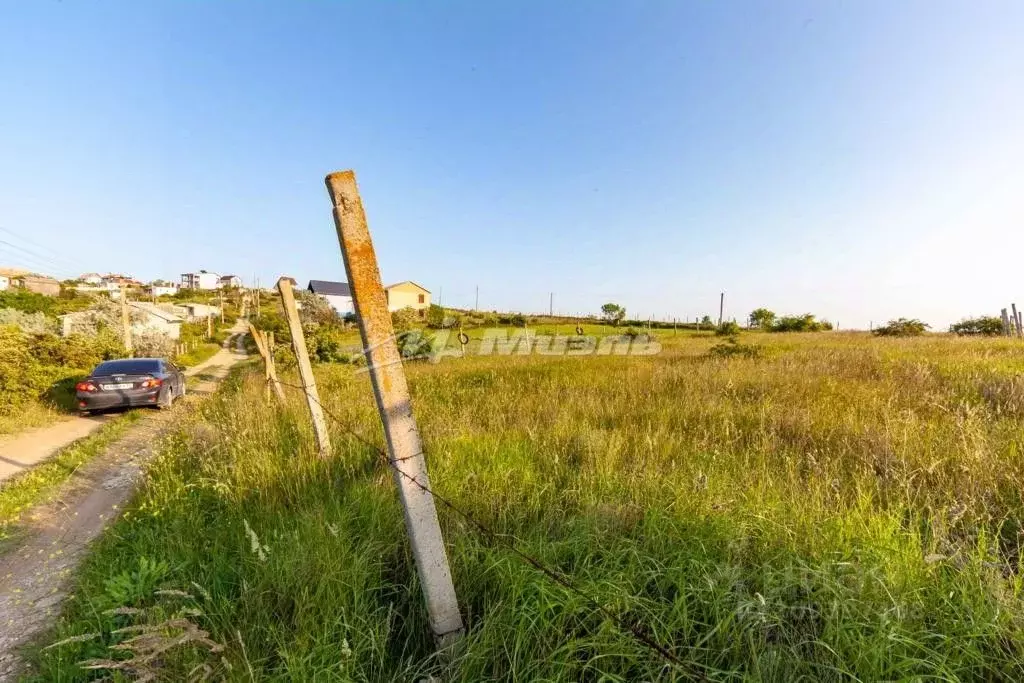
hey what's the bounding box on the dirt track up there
[0,327,248,681]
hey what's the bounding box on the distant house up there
[308,280,354,316]
[59,302,184,339]
[149,281,179,298]
[0,275,8,291]
[385,281,431,315]
[219,274,242,289]
[18,274,60,296]
[79,272,103,285]
[165,302,221,322]
[180,270,221,290]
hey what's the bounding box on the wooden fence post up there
[120,283,133,355]
[1013,304,1023,338]
[1002,308,1011,337]
[278,277,332,457]
[325,170,464,649]
[248,323,284,402]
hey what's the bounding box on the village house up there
[160,302,221,322]
[79,272,103,285]
[18,274,61,296]
[219,274,242,289]
[149,280,179,297]
[308,280,354,316]
[180,270,221,290]
[385,281,431,315]
[0,275,8,291]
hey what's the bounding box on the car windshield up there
[93,360,161,376]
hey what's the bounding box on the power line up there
[0,226,82,273]
[271,377,684,669]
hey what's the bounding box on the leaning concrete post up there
[325,170,464,648]
[248,323,284,402]
[278,277,331,457]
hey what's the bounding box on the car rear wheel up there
[158,388,173,410]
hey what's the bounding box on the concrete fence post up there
[325,169,464,649]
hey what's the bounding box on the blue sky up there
[1,1,1021,328]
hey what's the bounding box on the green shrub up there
[950,316,1003,336]
[425,304,446,329]
[874,318,929,337]
[715,321,741,336]
[306,324,351,363]
[391,307,419,333]
[397,330,434,360]
[772,314,832,332]
[709,337,762,359]
[0,308,56,334]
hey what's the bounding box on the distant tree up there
[391,306,419,333]
[873,318,929,337]
[601,303,626,326]
[700,315,713,327]
[749,308,776,329]
[950,316,1003,336]
[296,290,339,327]
[771,313,832,333]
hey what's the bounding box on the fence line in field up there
[268,376,685,668]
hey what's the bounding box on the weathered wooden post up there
[278,277,332,457]
[325,170,464,649]
[718,292,724,327]
[119,283,133,355]
[1002,309,1012,337]
[248,323,284,402]
[1014,304,1023,338]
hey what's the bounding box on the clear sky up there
[1,1,1021,329]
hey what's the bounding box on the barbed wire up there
[269,376,684,669]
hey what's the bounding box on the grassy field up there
[26,331,1024,681]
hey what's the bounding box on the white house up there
[219,274,242,289]
[180,270,221,290]
[163,302,221,322]
[79,272,103,285]
[0,275,8,291]
[149,281,179,297]
[308,280,354,316]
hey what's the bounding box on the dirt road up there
[0,327,245,485]
[0,325,249,681]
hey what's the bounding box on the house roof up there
[219,274,239,280]
[385,280,431,294]
[129,301,184,323]
[308,280,352,297]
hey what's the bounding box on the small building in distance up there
[79,272,103,285]
[308,280,354,316]
[180,270,221,290]
[385,281,431,315]
[18,274,61,296]
[0,275,8,291]
[219,274,242,289]
[149,280,179,298]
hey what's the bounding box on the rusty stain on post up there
[325,169,465,649]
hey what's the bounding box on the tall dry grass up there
[28,332,1024,681]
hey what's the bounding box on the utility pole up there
[119,283,133,355]
[549,292,553,316]
[475,285,479,311]
[718,292,724,327]
[219,291,225,323]
[325,169,464,649]
[278,276,332,458]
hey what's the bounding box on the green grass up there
[0,411,142,545]
[26,332,1024,681]
[175,342,221,369]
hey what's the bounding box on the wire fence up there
[269,376,683,669]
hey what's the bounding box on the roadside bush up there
[0,327,51,415]
[0,308,56,334]
[391,306,419,333]
[715,321,741,336]
[950,316,1003,336]
[306,324,351,363]
[874,318,929,337]
[134,330,176,358]
[425,304,446,329]
[28,331,123,368]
